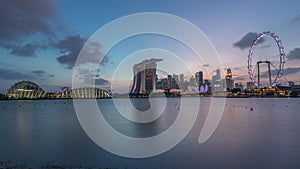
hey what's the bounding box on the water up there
[0,98,300,168]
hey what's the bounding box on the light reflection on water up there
[0,98,300,169]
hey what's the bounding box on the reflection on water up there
[0,98,300,169]
[130,97,151,111]
[101,98,180,138]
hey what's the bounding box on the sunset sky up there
[1,0,300,93]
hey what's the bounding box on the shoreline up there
[1,94,300,101]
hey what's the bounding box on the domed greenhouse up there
[7,81,46,99]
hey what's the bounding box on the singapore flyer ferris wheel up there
[247,31,285,88]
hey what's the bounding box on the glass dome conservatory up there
[7,81,46,99]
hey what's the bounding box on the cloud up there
[259,68,277,78]
[78,41,109,66]
[0,62,15,68]
[0,68,55,80]
[56,35,86,69]
[0,0,108,67]
[259,67,300,78]
[283,67,300,76]
[233,76,246,81]
[77,68,91,75]
[0,68,35,80]
[101,54,109,66]
[286,48,300,60]
[10,44,38,57]
[291,14,300,24]
[94,78,109,85]
[0,0,58,42]
[233,66,245,71]
[0,0,60,58]
[233,32,265,50]
[202,64,210,67]
[56,35,108,69]
[32,70,46,74]
[32,69,55,78]
[259,45,271,49]
[75,68,109,86]
[3,43,46,57]
[83,74,109,86]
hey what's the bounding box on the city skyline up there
[3,65,300,99]
[1,0,300,93]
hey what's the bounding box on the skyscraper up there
[226,68,232,80]
[179,74,184,84]
[195,71,203,85]
[235,82,244,90]
[173,74,179,85]
[212,68,222,92]
[167,75,173,88]
[216,68,221,80]
[189,76,196,86]
[247,82,254,90]
[204,79,211,92]
[289,81,295,87]
[195,71,204,92]
[225,68,234,90]
[130,58,162,95]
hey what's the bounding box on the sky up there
[1,0,300,93]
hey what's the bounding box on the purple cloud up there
[56,35,108,69]
[286,48,300,60]
[233,32,265,50]
[0,0,58,41]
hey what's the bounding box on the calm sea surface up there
[0,98,300,169]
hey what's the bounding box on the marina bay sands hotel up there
[130,58,162,96]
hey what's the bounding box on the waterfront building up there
[6,81,46,99]
[46,92,62,99]
[289,81,295,87]
[277,86,292,96]
[216,68,221,80]
[235,83,244,90]
[195,71,203,85]
[225,68,234,90]
[189,76,196,86]
[71,87,111,98]
[173,74,179,85]
[130,58,162,95]
[247,82,254,90]
[167,75,173,88]
[221,79,227,91]
[291,85,300,96]
[212,68,222,92]
[204,79,212,93]
[195,71,203,92]
[179,74,184,84]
